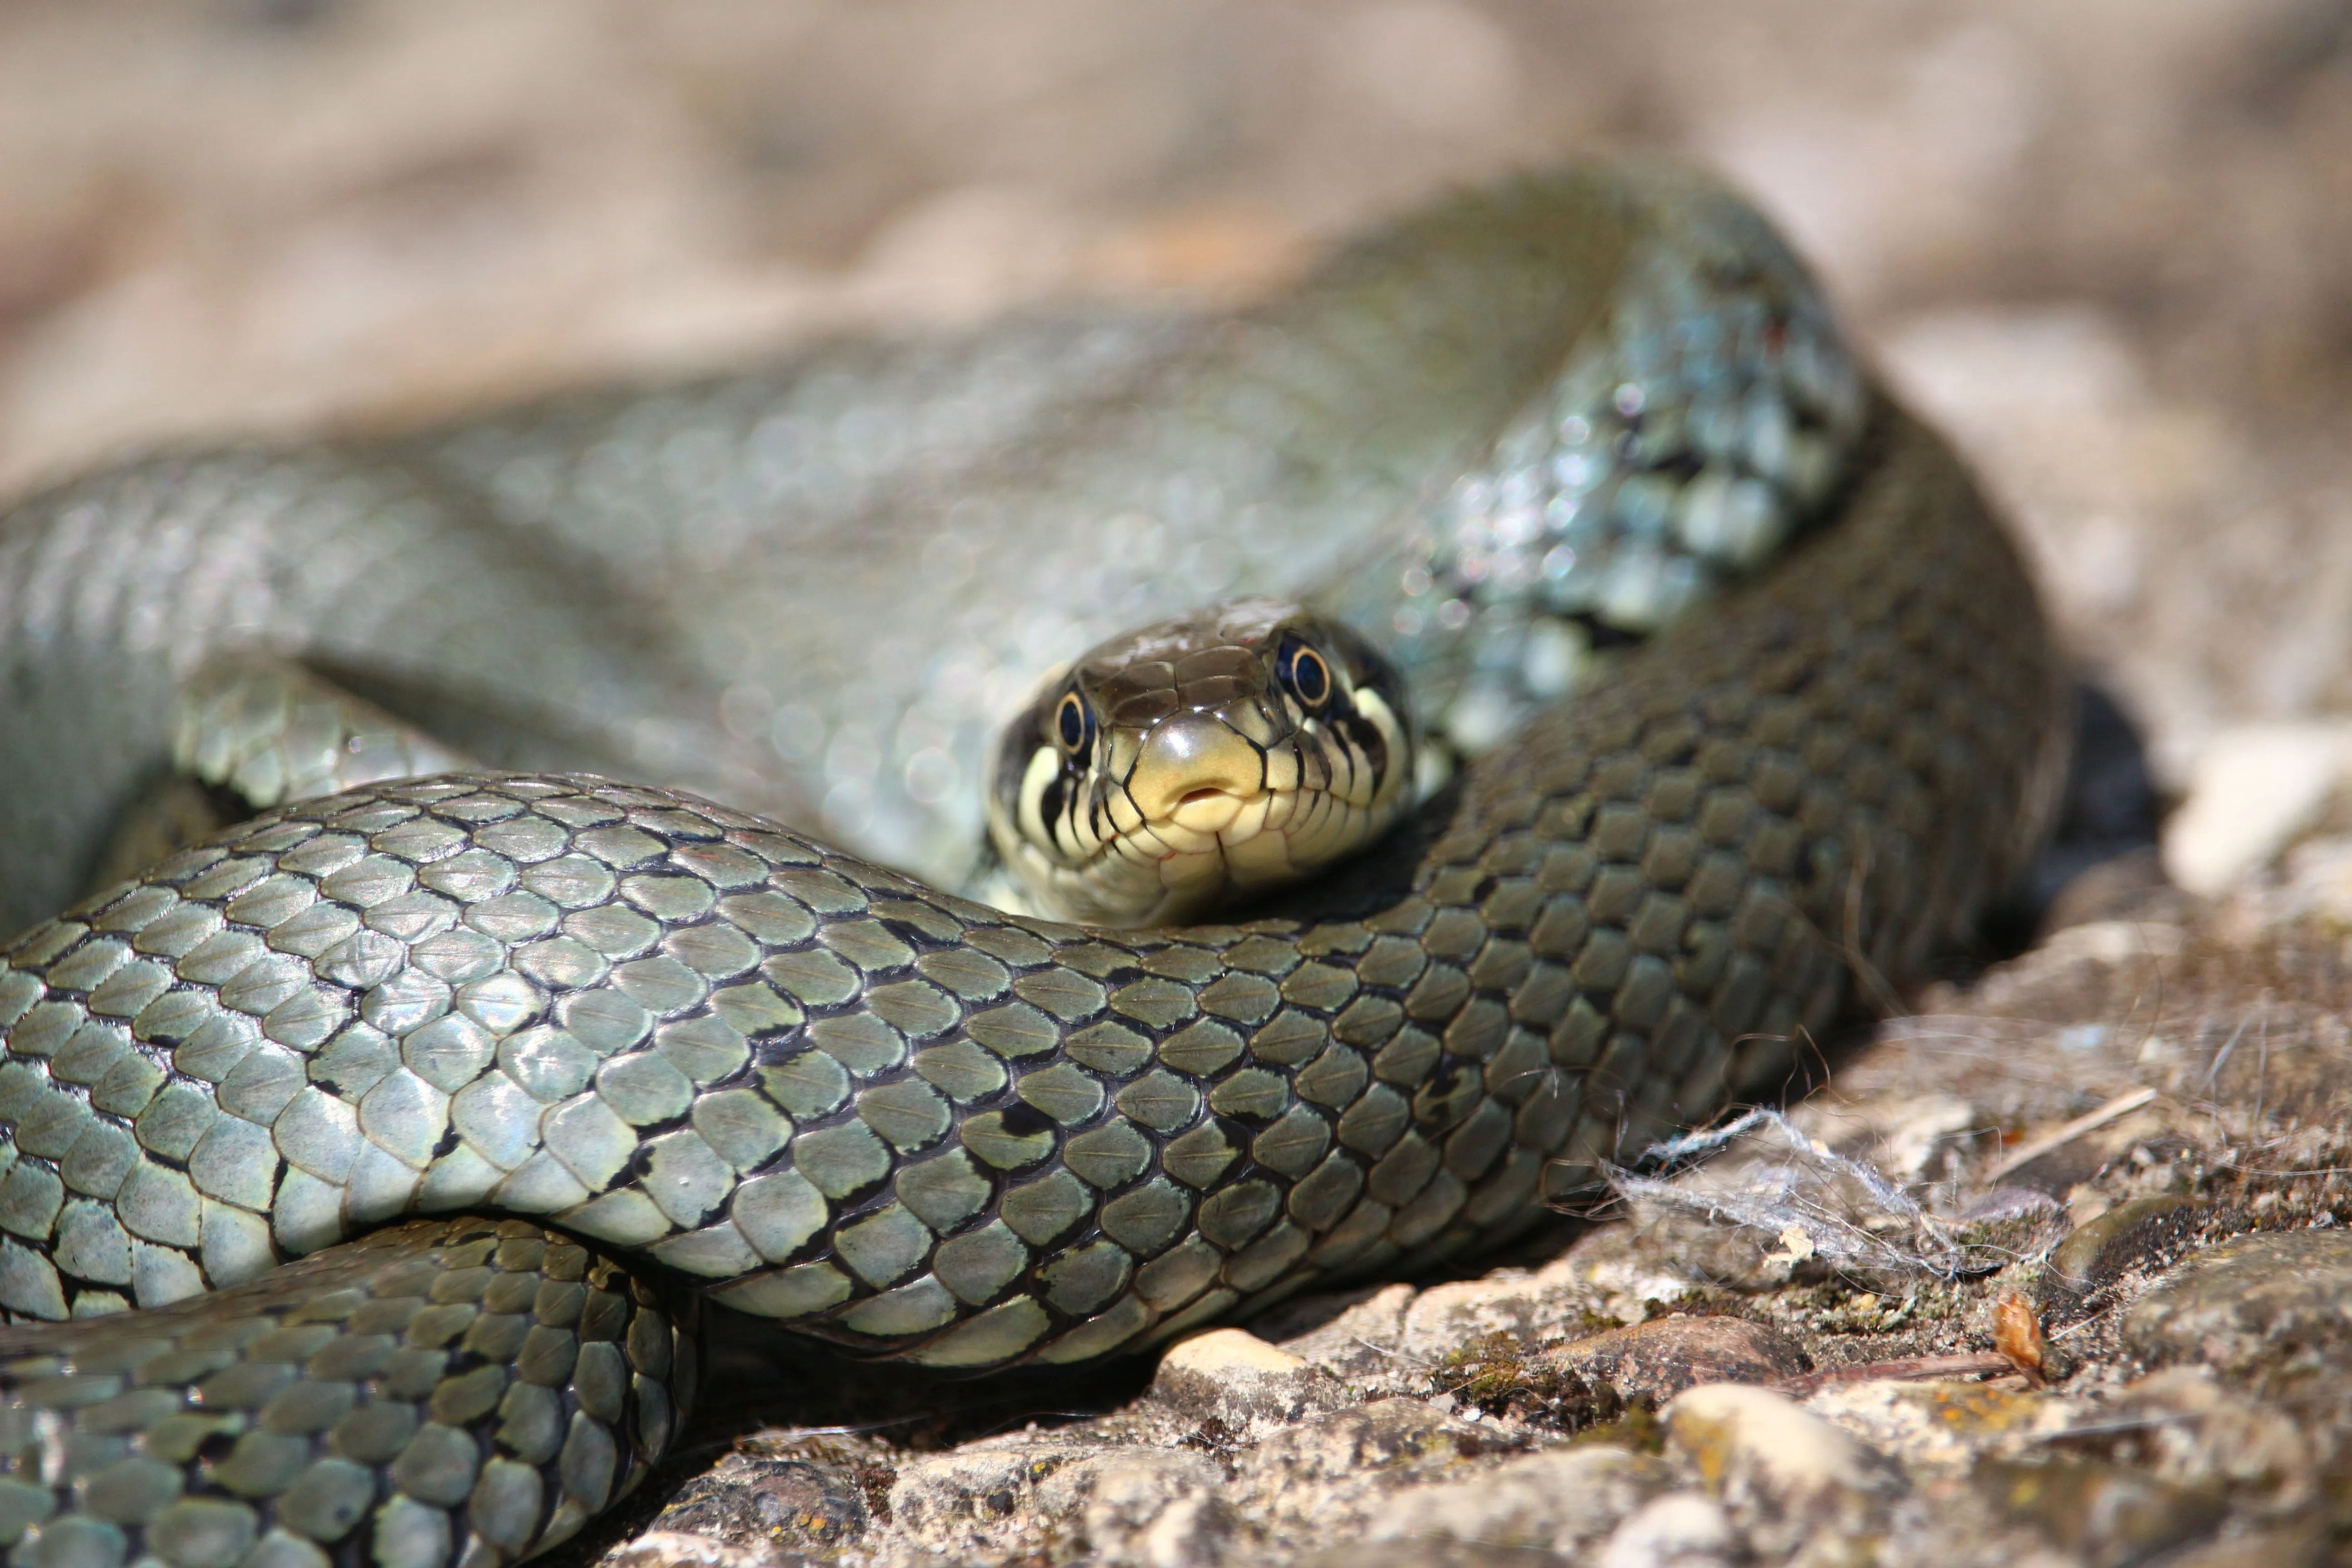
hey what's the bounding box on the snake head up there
[986,597,1416,927]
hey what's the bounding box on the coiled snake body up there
[0,163,2064,1568]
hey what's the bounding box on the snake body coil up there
[0,163,2064,1568]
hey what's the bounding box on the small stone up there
[1799,1381,2053,1473]
[2039,1196,2206,1311]
[603,1531,784,1568]
[1161,1327,1300,1378]
[1594,1493,1743,1568]
[1976,1458,2225,1566]
[1122,1492,1231,1568]
[2161,723,2352,896]
[1663,1383,1904,1559]
[1240,1398,1478,1490]
[2123,1230,2352,1377]
[1151,1328,1344,1435]
[2099,1367,2316,1503]
[2149,1521,2329,1568]
[1544,1315,1811,1406]
[1292,1540,1549,1568]
[1945,1186,2067,1260]
[886,1436,1108,1545]
[1366,1446,1672,1557]
[1034,1450,1226,1568]
[650,1456,867,1549]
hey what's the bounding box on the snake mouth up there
[1123,776,1295,853]
[1114,781,1367,875]
[1036,777,1403,926]
[1166,784,1253,836]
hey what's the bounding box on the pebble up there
[2038,1195,2206,1310]
[2103,1367,2318,1505]
[1294,1540,1585,1568]
[2038,845,2177,932]
[1242,1397,1491,1490]
[1151,1327,1348,1435]
[1034,1451,1230,1568]
[1802,1380,2056,1471]
[1945,1186,2070,1264]
[887,1436,1109,1544]
[2269,833,2352,923]
[603,1533,787,1568]
[1662,1383,1905,1558]
[1975,1458,2226,1566]
[1258,1282,1419,1380]
[1952,1186,2069,1227]
[1161,1326,1310,1377]
[1593,1493,1744,1568]
[2123,1230,2352,1377]
[1543,1314,1811,1405]
[1123,1493,1233,1568]
[2152,1521,2331,1568]
[2161,723,2352,896]
[1364,1446,1671,1556]
[651,1456,867,1547]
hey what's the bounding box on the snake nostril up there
[1179,788,1229,808]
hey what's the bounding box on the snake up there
[0,161,2067,1568]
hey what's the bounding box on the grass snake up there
[0,161,2066,1568]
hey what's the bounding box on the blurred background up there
[1,0,2349,797]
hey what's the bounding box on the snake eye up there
[1054,691,1093,758]
[1279,637,1332,710]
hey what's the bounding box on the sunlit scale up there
[986,600,1413,926]
[1317,184,1869,764]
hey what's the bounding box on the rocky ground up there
[10,2,2352,1565]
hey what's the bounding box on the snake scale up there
[0,162,2064,1568]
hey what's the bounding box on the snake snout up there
[1129,714,1263,830]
